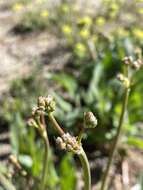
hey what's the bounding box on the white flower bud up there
[84,112,97,128]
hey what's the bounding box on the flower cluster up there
[123,55,143,70]
[28,95,55,139]
[32,95,56,117]
[56,133,81,154]
[116,73,130,88]
[117,53,143,88]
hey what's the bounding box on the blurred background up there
[0,0,143,189]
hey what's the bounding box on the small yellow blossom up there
[79,28,90,39]
[96,17,105,26]
[61,4,69,13]
[12,3,23,11]
[110,3,119,18]
[78,16,92,26]
[133,28,143,40]
[110,3,119,12]
[62,25,72,35]
[138,8,143,14]
[74,43,87,57]
[40,10,49,18]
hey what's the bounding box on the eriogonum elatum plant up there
[100,49,143,190]
[28,95,97,190]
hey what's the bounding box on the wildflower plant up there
[28,95,97,190]
[100,51,143,190]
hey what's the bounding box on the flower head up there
[40,10,49,18]
[12,3,23,12]
[84,112,98,128]
[62,25,72,35]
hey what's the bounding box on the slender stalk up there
[78,148,91,190]
[77,127,84,144]
[0,173,16,190]
[48,113,64,136]
[48,113,91,190]
[41,137,49,190]
[40,114,49,190]
[100,87,130,190]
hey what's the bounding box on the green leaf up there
[127,137,143,150]
[85,63,103,104]
[59,153,76,190]
[51,73,77,97]
[52,92,72,112]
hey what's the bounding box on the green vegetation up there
[0,0,143,189]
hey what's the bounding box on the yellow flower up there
[110,3,119,12]
[74,43,86,56]
[138,8,143,14]
[79,28,90,39]
[109,3,119,18]
[61,4,69,13]
[12,3,23,11]
[40,10,49,18]
[62,25,72,35]
[96,17,105,26]
[78,16,92,26]
[117,28,129,37]
[133,28,143,40]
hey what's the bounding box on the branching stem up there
[48,113,64,136]
[41,137,49,190]
[78,148,91,190]
[100,86,130,190]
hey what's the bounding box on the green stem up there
[48,113,91,190]
[78,127,84,144]
[41,137,49,190]
[48,113,64,136]
[100,87,130,190]
[78,148,91,190]
[0,173,16,190]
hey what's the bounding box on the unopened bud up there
[135,48,142,60]
[38,96,45,107]
[84,112,97,128]
[132,59,142,70]
[132,60,141,70]
[56,137,66,150]
[117,73,130,88]
[32,106,44,117]
[27,118,38,128]
[122,56,133,65]
[117,73,124,81]
[45,95,56,113]
[66,144,73,152]
[62,133,71,142]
